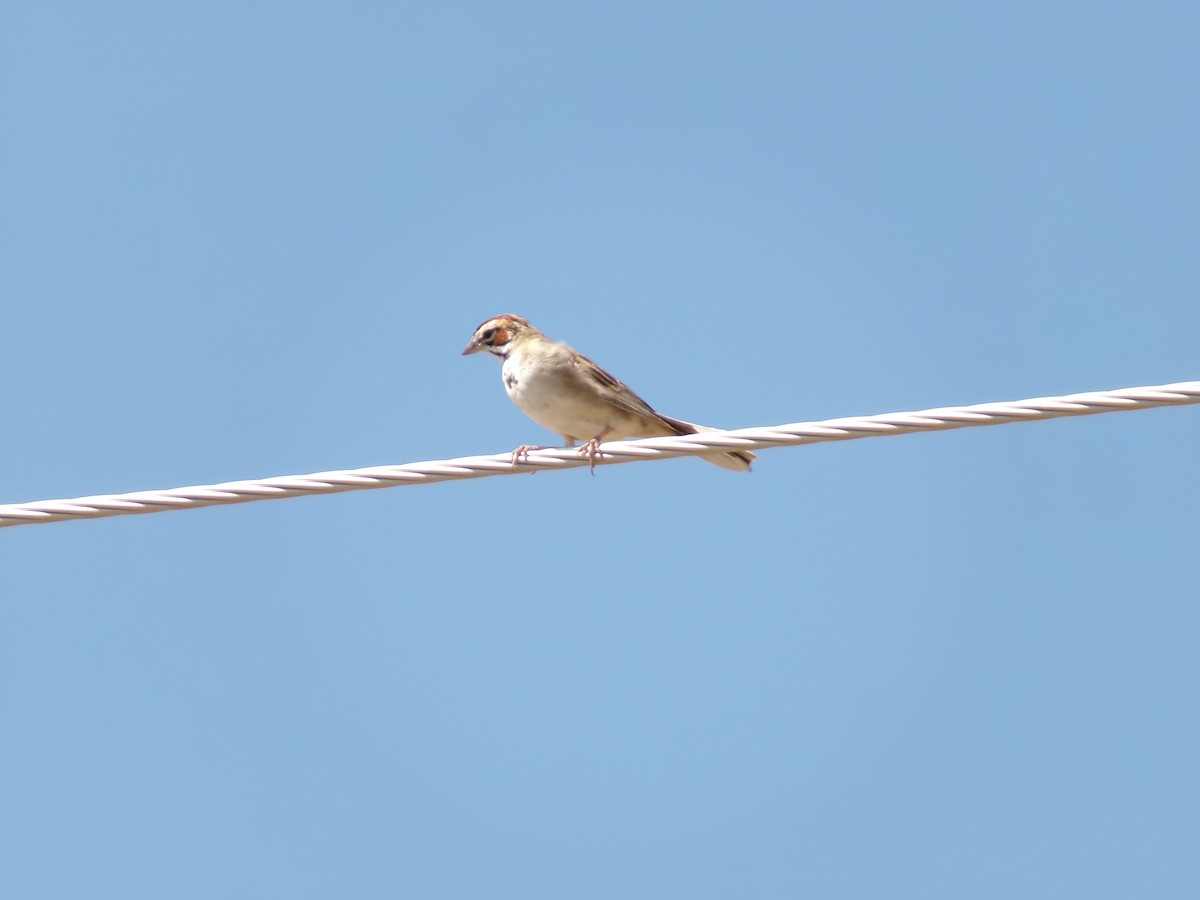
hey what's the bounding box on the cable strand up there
[2,380,1196,528]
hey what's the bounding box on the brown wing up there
[570,352,693,434]
[572,351,755,469]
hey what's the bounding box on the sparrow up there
[462,314,754,472]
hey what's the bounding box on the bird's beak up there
[461,339,483,356]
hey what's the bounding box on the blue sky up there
[3,3,1198,897]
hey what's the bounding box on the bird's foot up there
[510,445,550,466]
[577,438,604,475]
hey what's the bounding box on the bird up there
[462,314,754,472]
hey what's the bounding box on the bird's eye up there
[482,327,498,343]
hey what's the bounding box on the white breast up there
[501,349,618,442]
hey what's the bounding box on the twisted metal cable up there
[2,380,1197,529]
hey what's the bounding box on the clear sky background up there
[3,3,1198,898]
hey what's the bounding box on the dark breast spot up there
[504,373,518,389]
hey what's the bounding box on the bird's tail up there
[658,416,755,472]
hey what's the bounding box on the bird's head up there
[461,314,534,360]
